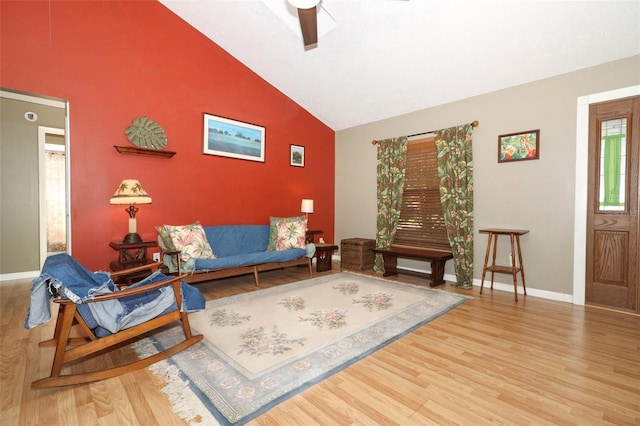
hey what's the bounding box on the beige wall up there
[0,94,66,275]
[335,55,640,298]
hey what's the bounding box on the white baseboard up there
[334,255,573,304]
[0,270,39,282]
[471,278,573,303]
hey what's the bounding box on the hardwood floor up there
[2,263,639,425]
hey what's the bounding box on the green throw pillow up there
[155,225,176,252]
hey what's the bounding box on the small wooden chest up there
[340,238,376,271]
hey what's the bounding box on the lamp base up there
[122,233,143,244]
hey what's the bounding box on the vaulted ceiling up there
[160,0,640,131]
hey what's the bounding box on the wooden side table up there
[479,228,529,301]
[306,229,323,244]
[314,243,338,272]
[109,240,158,284]
[109,240,157,270]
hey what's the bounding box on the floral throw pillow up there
[267,215,307,251]
[275,218,307,250]
[163,222,216,262]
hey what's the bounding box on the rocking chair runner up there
[27,254,204,388]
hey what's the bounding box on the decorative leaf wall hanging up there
[125,116,168,150]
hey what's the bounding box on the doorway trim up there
[573,85,640,305]
[38,126,66,267]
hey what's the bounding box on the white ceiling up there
[160,0,640,131]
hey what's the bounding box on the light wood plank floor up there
[2,262,639,425]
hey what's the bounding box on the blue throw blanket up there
[25,253,204,337]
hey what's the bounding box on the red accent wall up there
[1,0,334,271]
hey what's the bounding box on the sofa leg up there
[253,267,260,287]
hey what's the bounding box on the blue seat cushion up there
[204,225,270,257]
[25,253,115,329]
[195,248,306,270]
[25,253,205,337]
[76,270,204,338]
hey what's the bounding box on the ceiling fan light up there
[287,0,320,10]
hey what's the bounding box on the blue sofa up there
[159,224,313,286]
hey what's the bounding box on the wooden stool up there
[479,228,529,301]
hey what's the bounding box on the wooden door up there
[586,96,640,313]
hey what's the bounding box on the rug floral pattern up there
[134,272,467,426]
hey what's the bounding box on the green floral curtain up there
[374,137,408,273]
[435,124,474,289]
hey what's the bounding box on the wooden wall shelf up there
[114,145,175,158]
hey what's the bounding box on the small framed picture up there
[203,113,265,162]
[290,144,304,167]
[498,129,540,163]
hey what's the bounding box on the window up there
[598,118,627,211]
[393,137,450,249]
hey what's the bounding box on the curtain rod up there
[371,120,479,145]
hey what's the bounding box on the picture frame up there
[290,144,305,167]
[498,129,540,163]
[203,113,265,162]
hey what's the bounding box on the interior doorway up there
[0,90,69,278]
[39,127,67,262]
[573,85,640,308]
[586,96,639,313]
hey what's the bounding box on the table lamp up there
[110,179,152,244]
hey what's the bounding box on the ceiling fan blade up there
[297,6,318,47]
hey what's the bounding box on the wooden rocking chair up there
[29,255,204,388]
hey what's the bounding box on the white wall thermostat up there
[24,111,38,122]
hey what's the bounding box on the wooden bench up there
[372,246,453,287]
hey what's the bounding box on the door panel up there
[586,96,639,313]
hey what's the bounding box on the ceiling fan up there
[288,0,320,47]
[286,0,407,49]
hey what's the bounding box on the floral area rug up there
[132,272,467,425]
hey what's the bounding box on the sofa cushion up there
[155,226,176,252]
[204,225,270,257]
[275,218,307,250]
[164,222,216,262]
[194,247,306,270]
[155,226,179,271]
[267,216,306,251]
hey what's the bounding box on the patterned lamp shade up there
[110,179,152,205]
[110,179,152,244]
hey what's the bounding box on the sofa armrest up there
[160,249,183,274]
